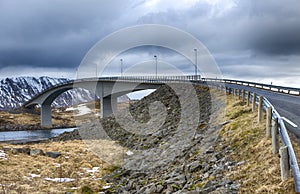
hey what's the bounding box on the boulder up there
[12,147,30,155]
[30,149,44,156]
[45,151,61,158]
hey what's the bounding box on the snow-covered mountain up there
[0,76,95,110]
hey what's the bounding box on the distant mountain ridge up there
[0,76,95,110]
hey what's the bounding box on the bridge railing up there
[93,75,203,83]
[78,76,299,95]
[204,78,300,95]
[74,75,300,94]
[225,86,300,192]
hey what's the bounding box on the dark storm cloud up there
[136,0,300,55]
[0,0,133,68]
[245,0,300,55]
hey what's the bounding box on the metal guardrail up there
[83,75,202,83]
[264,97,300,192]
[88,76,300,95]
[226,87,300,192]
[204,78,300,95]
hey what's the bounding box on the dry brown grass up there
[0,112,40,125]
[0,100,131,129]
[0,140,116,193]
[0,110,75,127]
[221,95,299,193]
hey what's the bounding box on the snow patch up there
[84,166,100,173]
[76,104,92,116]
[0,150,7,160]
[126,150,134,156]
[66,104,92,116]
[102,184,112,189]
[29,173,41,178]
[54,163,61,167]
[44,177,75,183]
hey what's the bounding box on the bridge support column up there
[100,95,117,118]
[41,103,52,127]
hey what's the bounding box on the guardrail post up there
[279,146,291,180]
[252,93,257,112]
[272,118,279,154]
[258,96,263,123]
[266,107,272,138]
[238,89,241,99]
[242,89,245,102]
[247,91,250,106]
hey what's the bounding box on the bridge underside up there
[40,95,118,127]
[24,80,161,127]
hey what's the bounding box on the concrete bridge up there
[23,75,300,131]
[23,76,201,127]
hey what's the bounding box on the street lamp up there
[96,64,98,78]
[154,55,157,79]
[194,48,198,80]
[120,59,123,76]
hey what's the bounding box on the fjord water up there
[0,128,76,142]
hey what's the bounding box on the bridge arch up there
[24,78,162,127]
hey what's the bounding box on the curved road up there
[226,83,300,137]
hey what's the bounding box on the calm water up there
[0,128,76,142]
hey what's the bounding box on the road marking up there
[281,117,298,128]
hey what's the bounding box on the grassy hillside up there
[221,95,298,193]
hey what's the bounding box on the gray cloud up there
[0,0,299,86]
[0,0,133,69]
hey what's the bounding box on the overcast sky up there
[0,0,299,87]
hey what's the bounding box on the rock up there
[166,174,186,188]
[206,148,214,154]
[130,172,147,179]
[2,147,11,152]
[165,185,174,194]
[208,186,230,194]
[210,155,218,163]
[137,186,147,193]
[236,160,246,166]
[30,149,44,156]
[187,191,200,194]
[145,183,156,194]
[203,172,210,179]
[202,180,217,192]
[156,185,164,193]
[45,151,61,158]
[12,147,30,155]
[188,161,202,172]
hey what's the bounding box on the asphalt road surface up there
[225,83,300,137]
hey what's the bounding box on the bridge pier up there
[41,103,52,127]
[100,95,117,118]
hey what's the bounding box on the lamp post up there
[154,55,157,79]
[96,64,98,78]
[194,48,198,80]
[120,59,123,76]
